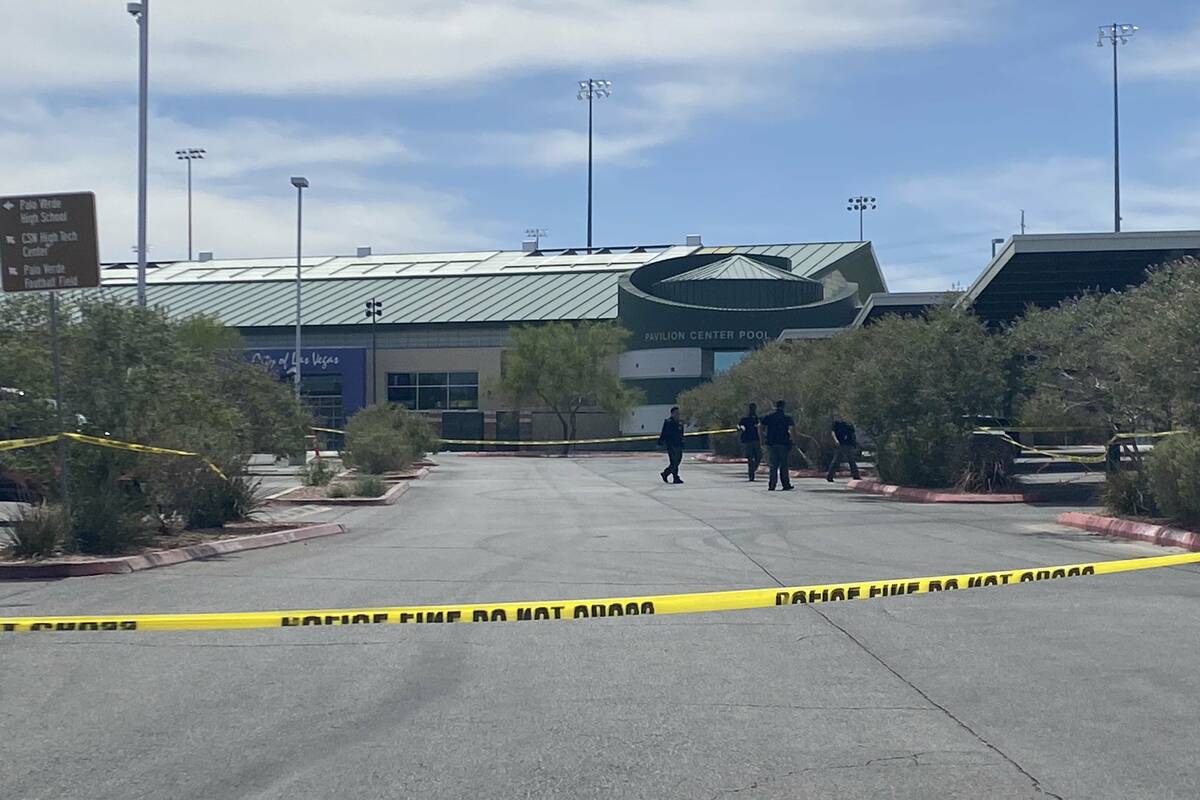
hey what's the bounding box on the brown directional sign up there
[0,191,100,293]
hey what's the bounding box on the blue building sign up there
[244,348,367,426]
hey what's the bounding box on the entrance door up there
[302,374,345,450]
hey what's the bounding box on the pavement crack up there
[807,606,1065,800]
[575,460,786,587]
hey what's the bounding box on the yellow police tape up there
[974,428,1190,465]
[0,432,226,479]
[5,550,1199,633]
[0,434,62,453]
[310,426,740,447]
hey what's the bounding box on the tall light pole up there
[846,196,877,242]
[525,227,547,249]
[991,238,1005,258]
[577,79,612,250]
[290,177,309,402]
[127,1,149,305]
[176,148,205,260]
[1098,23,1137,233]
[364,299,384,405]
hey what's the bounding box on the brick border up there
[1057,512,1200,551]
[0,522,347,579]
[846,479,1027,504]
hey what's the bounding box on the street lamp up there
[364,299,384,404]
[176,148,205,260]
[991,238,1005,258]
[290,176,309,402]
[846,196,877,242]
[127,0,150,305]
[1098,23,1137,233]
[577,79,612,250]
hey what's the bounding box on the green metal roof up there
[90,271,626,327]
[658,254,812,283]
[7,241,883,328]
[697,242,870,279]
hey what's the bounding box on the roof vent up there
[198,251,213,262]
[686,233,703,246]
[356,246,372,257]
[522,239,538,253]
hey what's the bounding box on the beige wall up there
[369,347,505,410]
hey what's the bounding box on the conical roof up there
[658,254,812,283]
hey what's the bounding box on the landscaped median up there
[0,522,346,579]
[269,462,434,506]
[1058,512,1200,552]
[845,479,1027,504]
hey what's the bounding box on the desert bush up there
[343,405,436,474]
[1145,433,1200,527]
[351,476,388,497]
[302,459,337,487]
[328,483,351,499]
[4,504,72,558]
[1103,469,1159,519]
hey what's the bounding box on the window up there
[388,371,478,410]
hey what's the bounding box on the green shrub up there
[1103,469,1159,519]
[4,504,72,558]
[1145,433,1200,527]
[71,486,154,554]
[872,422,969,488]
[351,476,388,497]
[302,459,336,487]
[182,472,263,529]
[343,405,436,474]
[327,483,351,499]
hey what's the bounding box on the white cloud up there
[1125,25,1200,82]
[0,0,975,97]
[0,102,492,262]
[465,71,781,168]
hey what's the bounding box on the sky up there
[1,0,1197,291]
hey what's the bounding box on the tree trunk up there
[556,410,570,457]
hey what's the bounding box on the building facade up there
[64,230,1198,444]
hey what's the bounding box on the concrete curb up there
[1057,512,1200,551]
[0,523,347,580]
[846,479,1027,504]
[269,480,410,506]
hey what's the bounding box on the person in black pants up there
[826,419,862,481]
[658,406,685,484]
[738,403,762,481]
[760,400,795,491]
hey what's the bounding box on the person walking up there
[760,400,795,491]
[738,403,762,481]
[826,418,862,481]
[658,406,685,484]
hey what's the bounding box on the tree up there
[495,322,642,445]
[0,297,312,552]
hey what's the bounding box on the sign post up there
[1,191,101,513]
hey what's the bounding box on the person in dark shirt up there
[826,419,861,481]
[658,406,685,484]
[759,400,794,491]
[738,403,762,481]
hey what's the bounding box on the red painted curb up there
[0,523,347,580]
[846,479,1027,504]
[1057,512,1200,552]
